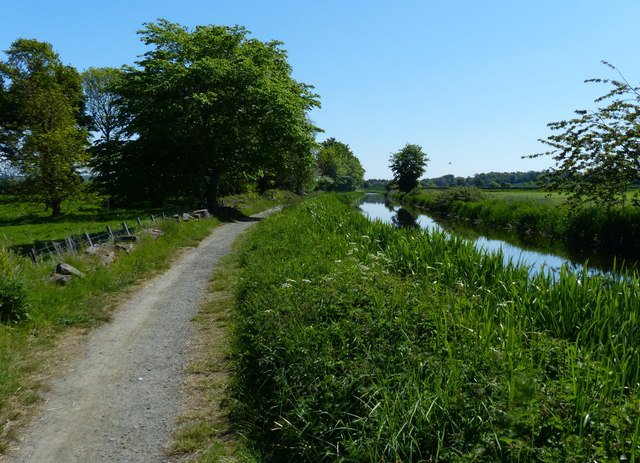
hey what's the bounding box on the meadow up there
[230,193,640,462]
[0,192,286,453]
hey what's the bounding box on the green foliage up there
[315,138,365,191]
[0,247,28,324]
[529,62,640,207]
[231,193,640,461]
[109,20,320,209]
[389,143,428,193]
[399,188,640,260]
[423,171,543,189]
[0,39,89,216]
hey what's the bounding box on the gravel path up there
[5,212,268,462]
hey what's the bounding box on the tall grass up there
[231,193,640,462]
[396,188,640,262]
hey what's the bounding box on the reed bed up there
[232,193,640,462]
[395,188,640,261]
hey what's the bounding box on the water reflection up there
[392,208,419,229]
[358,193,608,277]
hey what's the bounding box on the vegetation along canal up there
[359,193,623,277]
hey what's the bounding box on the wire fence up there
[16,208,211,265]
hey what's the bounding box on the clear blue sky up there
[2,0,640,179]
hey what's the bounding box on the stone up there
[182,213,193,221]
[84,245,102,255]
[56,262,85,278]
[50,273,72,285]
[100,251,117,266]
[115,235,139,243]
[191,209,211,219]
[115,244,134,253]
[141,228,164,239]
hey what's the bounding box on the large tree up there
[0,39,89,215]
[82,67,129,195]
[316,138,365,191]
[389,143,428,192]
[110,20,320,210]
[528,63,640,207]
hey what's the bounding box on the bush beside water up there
[232,193,640,462]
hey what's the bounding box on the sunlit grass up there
[231,192,640,461]
[0,192,288,455]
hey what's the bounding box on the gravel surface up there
[5,212,269,462]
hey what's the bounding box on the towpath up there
[4,212,268,462]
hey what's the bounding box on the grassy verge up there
[0,192,288,455]
[168,250,256,462]
[394,188,640,263]
[229,193,640,462]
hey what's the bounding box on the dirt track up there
[4,212,268,462]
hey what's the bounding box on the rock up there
[115,244,134,253]
[50,273,72,285]
[100,251,117,266]
[56,262,85,278]
[141,228,164,239]
[182,213,193,221]
[84,245,102,255]
[191,209,211,219]
[115,235,139,243]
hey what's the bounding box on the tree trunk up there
[50,200,62,216]
[205,173,220,215]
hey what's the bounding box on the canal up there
[359,193,612,277]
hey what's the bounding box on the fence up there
[18,209,208,265]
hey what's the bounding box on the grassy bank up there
[394,188,640,263]
[231,193,640,462]
[0,192,288,453]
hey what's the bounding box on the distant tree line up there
[0,20,364,215]
[364,171,544,190]
[422,171,544,189]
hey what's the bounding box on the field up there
[229,193,640,461]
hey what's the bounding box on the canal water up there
[358,193,601,277]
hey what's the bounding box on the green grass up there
[0,191,289,455]
[395,188,640,265]
[229,192,640,462]
[0,194,173,247]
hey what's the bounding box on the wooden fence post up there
[29,248,37,265]
[84,232,93,247]
[65,237,75,252]
[122,222,130,236]
[137,217,142,227]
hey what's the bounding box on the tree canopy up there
[108,20,320,209]
[0,39,89,215]
[316,138,364,191]
[528,63,640,207]
[389,143,428,192]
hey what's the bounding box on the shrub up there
[433,186,484,211]
[0,248,29,324]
